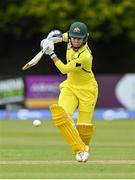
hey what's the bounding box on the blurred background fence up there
[0,74,135,120]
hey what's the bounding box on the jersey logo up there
[73,27,80,33]
[76,63,81,67]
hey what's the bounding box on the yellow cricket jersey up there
[55,33,98,89]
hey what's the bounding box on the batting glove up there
[43,40,56,59]
[47,30,63,43]
[40,39,52,52]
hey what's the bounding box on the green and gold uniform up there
[50,32,98,153]
[55,33,98,123]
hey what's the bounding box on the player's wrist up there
[49,52,57,59]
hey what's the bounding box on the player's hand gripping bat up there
[22,31,60,70]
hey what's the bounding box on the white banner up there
[115,74,135,110]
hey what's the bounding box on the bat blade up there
[22,50,44,70]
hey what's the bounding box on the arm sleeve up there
[54,56,88,74]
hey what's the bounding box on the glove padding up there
[47,30,63,43]
[40,39,54,55]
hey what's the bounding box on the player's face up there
[70,37,84,48]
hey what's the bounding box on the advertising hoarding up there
[25,75,65,108]
[0,77,25,105]
[25,74,135,110]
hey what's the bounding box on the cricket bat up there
[22,50,44,70]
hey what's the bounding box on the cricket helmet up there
[68,22,88,39]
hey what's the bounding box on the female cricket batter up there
[40,22,98,162]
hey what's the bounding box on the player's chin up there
[72,44,81,49]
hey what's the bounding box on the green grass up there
[0,119,135,179]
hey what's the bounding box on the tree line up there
[0,0,135,75]
[0,0,135,42]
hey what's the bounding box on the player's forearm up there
[51,57,75,74]
[51,56,59,63]
[51,56,67,74]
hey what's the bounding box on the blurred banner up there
[0,77,25,105]
[1,74,134,109]
[24,74,135,110]
[25,75,65,108]
[96,74,135,110]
